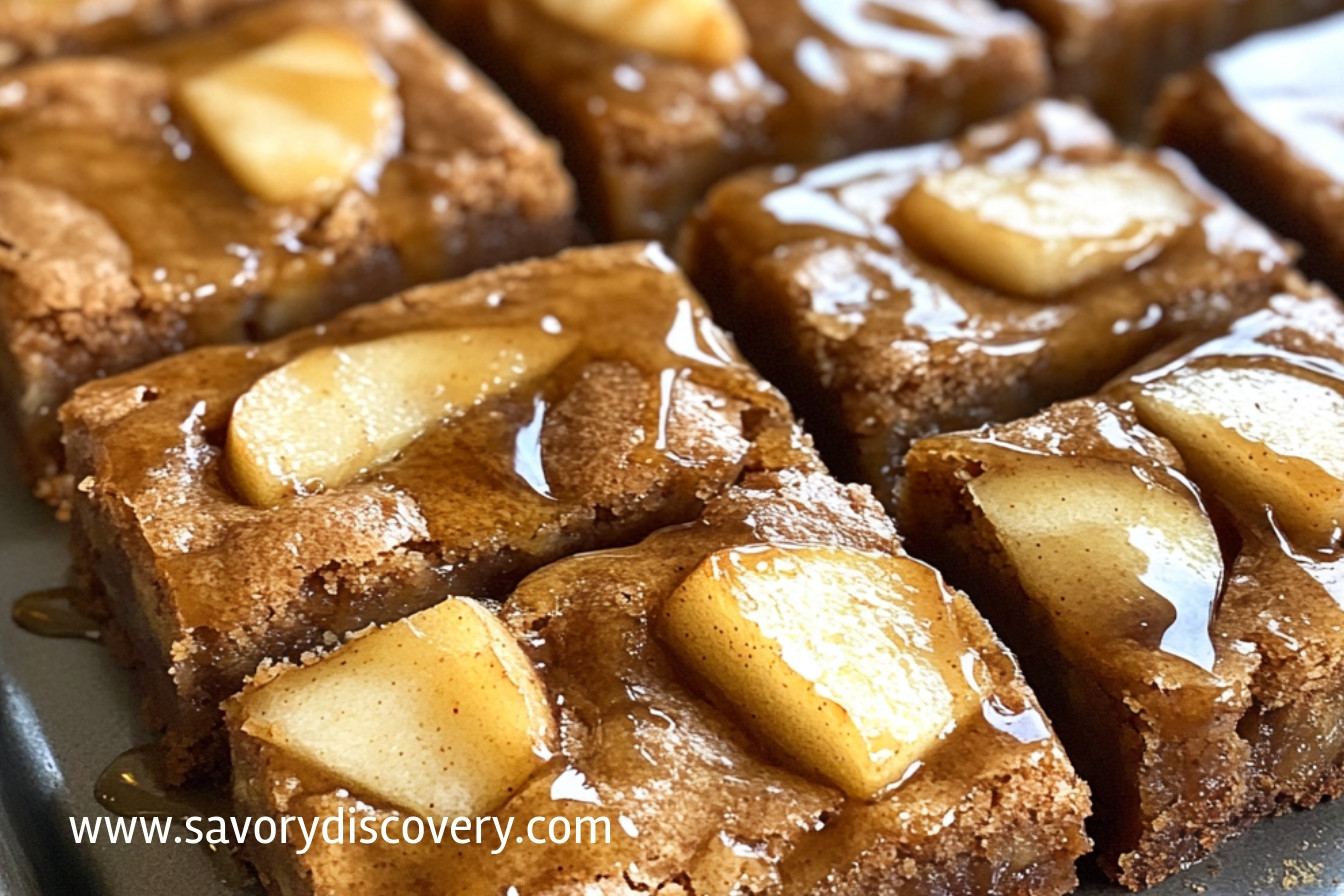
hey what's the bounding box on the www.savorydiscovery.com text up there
[70,808,622,855]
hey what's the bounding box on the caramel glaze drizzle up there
[11,588,100,641]
[96,745,255,889]
[10,595,253,887]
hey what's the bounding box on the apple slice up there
[660,544,978,798]
[897,159,1197,297]
[177,25,402,203]
[967,456,1223,670]
[530,0,748,67]
[1131,363,1344,548]
[227,326,578,506]
[238,597,556,818]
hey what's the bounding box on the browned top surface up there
[492,0,1045,152]
[907,395,1257,695]
[1148,12,1344,288]
[0,0,574,484]
[906,283,1344,720]
[62,244,799,686]
[1111,286,1344,701]
[1202,13,1344,185]
[230,470,1089,895]
[481,0,1046,238]
[685,100,1292,496]
[732,0,1047,158]
[0,0,572,343]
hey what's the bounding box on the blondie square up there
[900,282,1344,887]
[422,0,1048,241]
[0,0,575,507]
[227,469,1092,896]
[1152,12,1344,294]
[63,243,798,781]
[682,100,1292,508]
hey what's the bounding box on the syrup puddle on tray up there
[97,744,255,889]
[12,587,101,641]
[14,592,254,888]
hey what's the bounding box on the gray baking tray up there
[3,431,1344,896]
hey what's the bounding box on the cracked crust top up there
[0,0,575,501]
[62,243,813,778]
[226,469,1090,896]
[682,100,1294,507]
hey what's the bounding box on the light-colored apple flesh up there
[897,160,1197,298]
[660,544,977,798]
[239,597,557,818]
[968,456,1223,670]
[227,326,578,507]
[1132,363,1344,548]
[530,0,748,67]
[178,25,402,203]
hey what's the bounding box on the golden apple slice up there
[660,544,978,798]
[530,0,749,67]
[239,597,556,818]
[1132,363,1344,548]
[968,456,1223,670]
[897,160,1197,297]
[227,326,578,507]
[178,25,402,203]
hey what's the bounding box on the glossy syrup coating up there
[900,283,1344,888]
[682,100,1292,510]
[1114,287,1344,816]
[0,0,266,67]
[1152,11,1344,295]
[728,0,1048,161]
[446,0,1048,240]
[1000,0,1344,133]
[227,470,1091,896]
[0,0,576,507]
[61,243,801,782]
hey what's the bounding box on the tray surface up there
[3,433,1344,896]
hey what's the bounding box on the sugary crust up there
[226,470,1090,896]
[481,0,784,242]
[899,399,1259,886]
[732,0,1048,159]
[682,100,1293,508]
[1002,0,1344,132]
[465,0,1047,240]
[1152,47,1344,293]
[0,176,184,499]
[0,0,576,509]
[63,243,805,782]
[900,287,1344,887]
